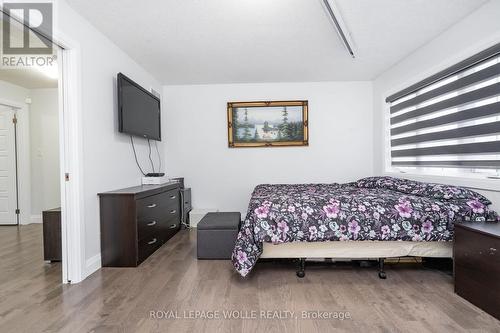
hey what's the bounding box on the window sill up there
[383,171,500,193]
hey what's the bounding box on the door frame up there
[0,45,85,284]
[1,5,87,284]
[54,38,86,284]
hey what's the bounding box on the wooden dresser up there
[98,182,181,267]
[454,221,500,320]
[42,207,61,262]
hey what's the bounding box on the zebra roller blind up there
[387,43,500,175]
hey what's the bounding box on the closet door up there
[0,107,18,225]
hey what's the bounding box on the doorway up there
[0,13,83,285]
[0,61,62,281]
[0,4,86,285]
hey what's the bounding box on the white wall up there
[29,89,60,217]
[163,81,373,215]
[372,0,500,211]
[56,0,162,277]
[0,80,29,104]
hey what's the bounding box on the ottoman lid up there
[197,212,241,230]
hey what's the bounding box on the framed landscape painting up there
[227,100,308,148]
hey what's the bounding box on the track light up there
[322,0,356,58]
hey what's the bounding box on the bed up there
[231,177,499,278]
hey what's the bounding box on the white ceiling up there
[66,0,489,84]
[0,69,58,89]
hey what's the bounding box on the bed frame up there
[260,241,453,279]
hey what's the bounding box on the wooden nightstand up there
[454,221,500,320]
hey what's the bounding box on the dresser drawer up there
[138,234,164,263]
[454,227,500,272]
[137,189,179,220]
[137,219,162,241]
[163,218,180,238]
[454,225,500,320]
[139,218,179,240]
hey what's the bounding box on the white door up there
[0,106,18,225]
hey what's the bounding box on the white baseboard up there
[189,209,218,228]
[29,215,42,224]
[85,254,102,278]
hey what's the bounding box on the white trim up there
[57,44,86,284]
[383,171,500,193]
[189,209,219,228]
[16,105,31,226]
[0,100,22,110]
[85,254,101,277]
[29,214,42,224]
[51,29,85,284]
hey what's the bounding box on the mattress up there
[232,177,498,276]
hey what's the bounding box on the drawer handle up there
[169,224,177,229]
[170,209,177,214]
[147,204,157,208]
[170,195,176,199]
[147,221,157,227]
[490,247,497,254]
[148,238,157,245]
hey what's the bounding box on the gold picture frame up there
[227,100,309,148]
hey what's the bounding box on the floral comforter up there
[232,177,499,277]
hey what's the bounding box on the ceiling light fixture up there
[322,0,356,58]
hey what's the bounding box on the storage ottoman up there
[197,212,241,259]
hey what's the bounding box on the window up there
[386,43,500,179]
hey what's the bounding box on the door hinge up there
[12,116,17,124]
[65,173,70,181]
[15,208,20,215]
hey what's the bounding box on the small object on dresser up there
[141,176,170,185]
[145,172,165,177]
[197,212,241,259]
[43,207,62,262]
[454,221,500,320]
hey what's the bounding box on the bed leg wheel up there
[378,258,386,279]
[296,258,306,278]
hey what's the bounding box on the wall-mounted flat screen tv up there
[117,73,161,141]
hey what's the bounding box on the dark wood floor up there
[0,224,499,333]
